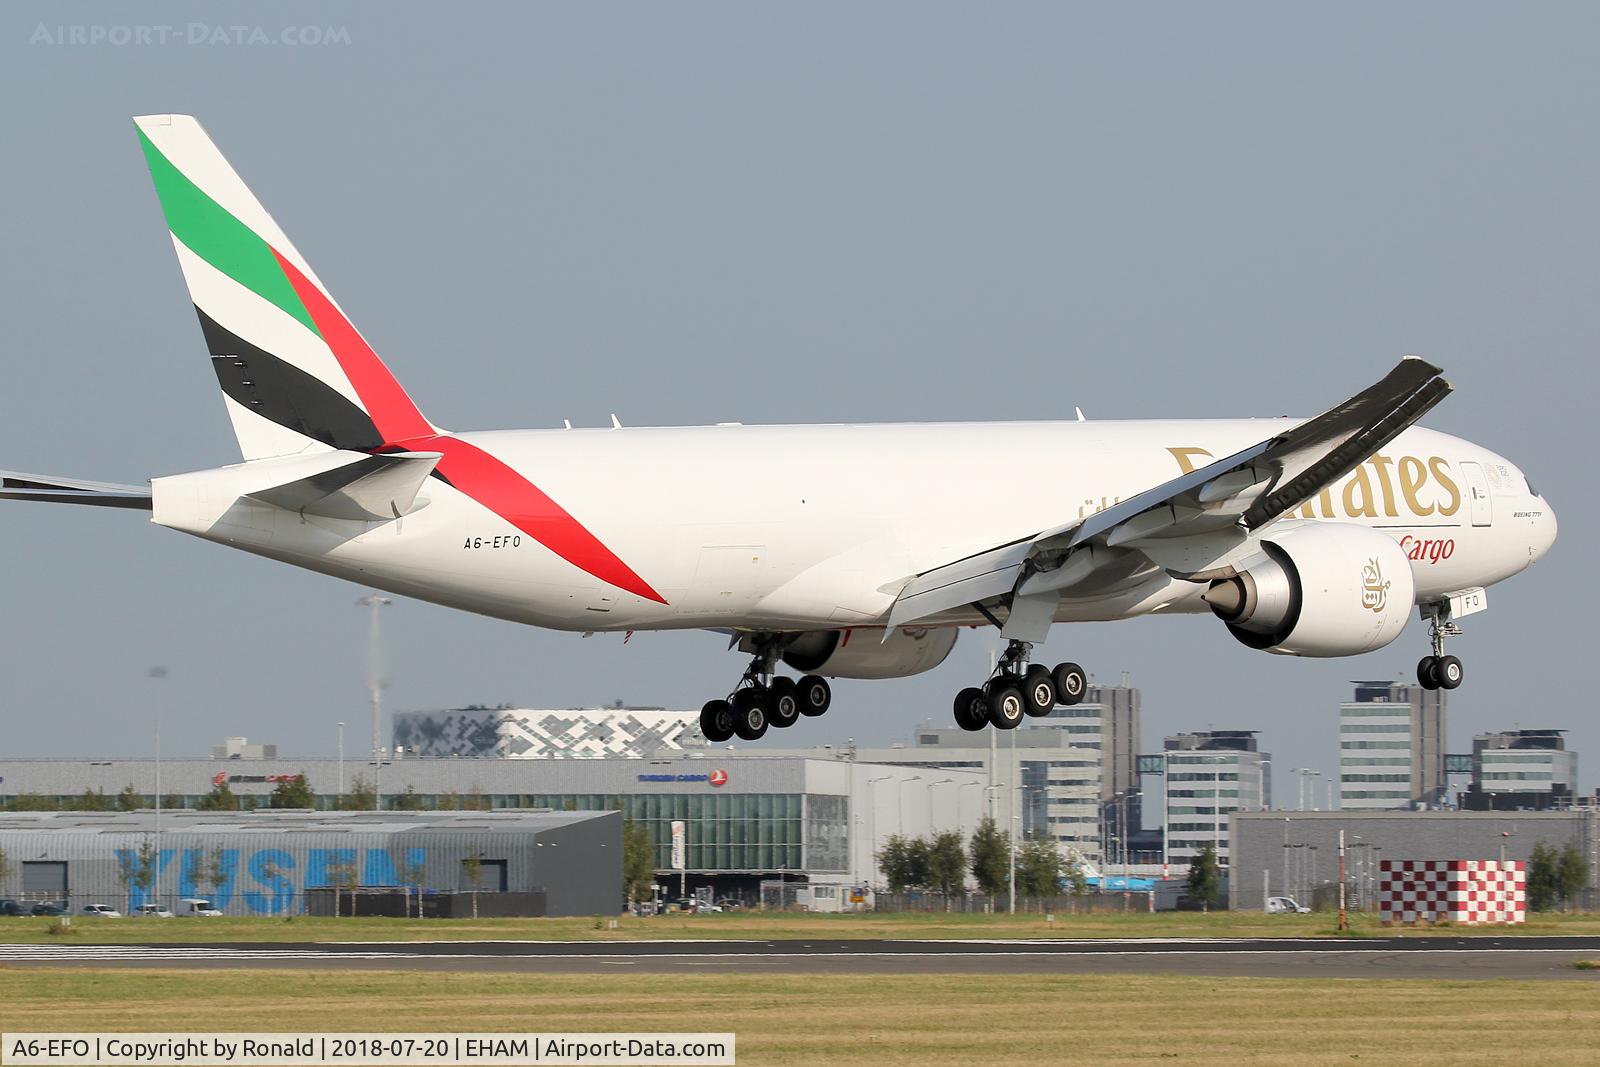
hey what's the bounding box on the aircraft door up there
[1458,461,1492,527]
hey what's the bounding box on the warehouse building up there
[0,756,978,898]
[0,809,619,917]
[1229,809,1599,910]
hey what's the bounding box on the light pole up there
[929,779,954,831]
[896,775,921,838]
[866,775,892,889]
[337,721,345,799]
[957,781,981,833]
[358,594,392,808]
[148,665,168,913]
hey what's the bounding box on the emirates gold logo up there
[1361,557,1390,613]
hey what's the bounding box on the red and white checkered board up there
[1379,859,1525,925]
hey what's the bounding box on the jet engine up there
[782,626,958,679]
[1202,522,1414,657]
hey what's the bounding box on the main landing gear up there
[952,639,1087,732]
[1416,608,1464,691]
[700,636,831,744]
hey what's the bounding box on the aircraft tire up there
[1436,655,1464,690]
[1023,665,1056,716]
[797,675,832,717]
[732,688,769,741]
[1052,662,1087,705]
[767,677,801,728]
[701,699,735,743]
[986,682,1025,730]
[1417,656,1440,690]
[953,687,988,731]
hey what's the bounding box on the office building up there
[1462,729,1579,810]
[1338,680,1447,810]
[1045,679,1141,862]
[1162,731,1270,869]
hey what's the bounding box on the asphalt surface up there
[3,937,1598,979]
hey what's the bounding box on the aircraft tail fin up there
[134,115,437,460]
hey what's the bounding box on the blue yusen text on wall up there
[112,847,428,914]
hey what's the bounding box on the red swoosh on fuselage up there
[273,248,666,605]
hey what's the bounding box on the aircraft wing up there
[0,471,152,509]
[885,357,1452,639]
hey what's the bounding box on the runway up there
[3,936,1597,979]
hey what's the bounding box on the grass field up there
[2,909,1597,944]
[2,969,1597,1066]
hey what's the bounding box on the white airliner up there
[1,117,1557,743]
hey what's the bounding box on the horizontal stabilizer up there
[0,471,152,510]
[246,451,441,520]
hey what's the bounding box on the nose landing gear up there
[699,634,832,743]
[951,640,1087,731]
[1416,608,1464,691]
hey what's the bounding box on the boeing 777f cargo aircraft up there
[1,116,1557,743]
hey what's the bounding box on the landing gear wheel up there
[732,687,769,741]
[1417,655,1440,690]
[1436,655,1464,690]
[986,680,1025,730]
[797,675,832,717]
[700,699,735,743]
[1022,665,1056,716]
[1052,662,1087,706]
[953,686,988,731]
[767,677,801,728]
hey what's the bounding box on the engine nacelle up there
[1203,522,1414,658]
[782,627,958,679]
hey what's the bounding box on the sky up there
[0,2,1594,804]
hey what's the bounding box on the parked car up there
[80,904,123,918]
[179,898,223,917]
[714,899,744,912]
[0,899,26,917]
[30,902,67,917]
[1266,896,1311,914]
[132,903,175,918]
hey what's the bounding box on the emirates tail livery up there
[2,116,1557,742]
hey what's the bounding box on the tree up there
[878,835,930,894]
[197,780,240,811]
[926,830,967,898]
[340,774,377,811]
[1062,854,1089,900]
[462,853,484,919]
[399,853,426,918]
[118,837,159,911]
[392,785,426,811]
[0,847,12,894]
[968,816,1010,899]
[1186,843,1222,912]
[1557,843,1589,910]
[268,774,316,809]
[328,859,360,917]
[10,793,60,811]
[1016,833,1063,905]
[622,820,657,907]
[68,788,114,811]
[115,784,144,811]
[1528,841,1559,911]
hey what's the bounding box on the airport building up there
[0,756,979,898]
[0,809,619,917]
[1338,680,1447,810]
[1461,729,1579,810]
[1043,681,1142,863]
[1160,731,1271,870]
[764,720,1105,868]
[1230,809,1600,911]
[391,705,703,760]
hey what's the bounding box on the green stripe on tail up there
[136,128,319,336]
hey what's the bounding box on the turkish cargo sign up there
[636,770,730,786]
